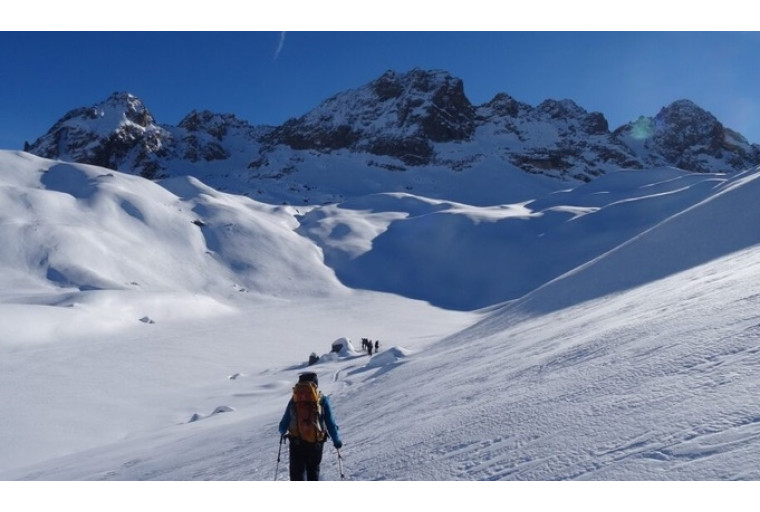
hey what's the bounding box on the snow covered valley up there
[1,149,759,494]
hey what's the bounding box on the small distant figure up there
[368,342,373,356]
[375,340,379,353]
[308,352,319,366]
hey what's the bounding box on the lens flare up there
[630,116,655,140]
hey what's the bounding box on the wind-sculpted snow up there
[410,245,760,480]
[500,166,760,316]
[297,168,745,310]
[5,246,760,481]
[0,151,345,307]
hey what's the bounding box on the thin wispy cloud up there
[274,32,286,60]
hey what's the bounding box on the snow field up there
[2,151,760,501]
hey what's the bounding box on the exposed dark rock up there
[372,70,404,101]
[267,69,474,164]
[613,99,760,173]
[369,137,433,165]
[23,71,760,200]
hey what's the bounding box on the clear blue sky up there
[2,31,759,149]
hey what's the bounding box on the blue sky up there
[2,31,759,149]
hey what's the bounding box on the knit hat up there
[298,372,318,386]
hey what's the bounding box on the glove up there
[334,441,343,449]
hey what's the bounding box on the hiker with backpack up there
[278,372,343,480]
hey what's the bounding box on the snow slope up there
[2,150,760,495]
[298,168,733,309]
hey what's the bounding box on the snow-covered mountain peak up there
[535,98,609,134]
[536,97,586,118]
[613,98,760,173]
[370,68,475,142]
[22,69,760,204]
[98,91,155,128]
[53,91,156,135]
[178,110,258,139]
[268,68,475,165]
[653,98,724,148]
[370,68,459,97]
[657,98,712,119]
[476,92,531,118]
[27,91,170,179]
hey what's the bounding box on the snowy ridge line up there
[23,70,760,206]
[490,166,760,316]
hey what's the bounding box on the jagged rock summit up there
[28,92,267,180]
[28,92,171,178]
[614,99,760,173]
[263,69,643,178]
[268,69,475,165]
[26,69,760,204]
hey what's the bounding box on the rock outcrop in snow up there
[613,99,760,173]
[27,94,269,181]
[28,92,172,179]
[266,69,476,165]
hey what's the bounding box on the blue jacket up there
[279,394,342,446]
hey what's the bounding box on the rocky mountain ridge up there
[26,69,760,204]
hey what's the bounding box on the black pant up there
[289,439,324,481]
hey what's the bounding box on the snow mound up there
[0,150,347,323]
[366,346,411,368]
[330,337,357,356]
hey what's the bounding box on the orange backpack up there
[289,381,327,443]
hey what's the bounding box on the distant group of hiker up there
[361,337,379,355]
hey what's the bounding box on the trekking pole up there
[274,435,285,481]
[336,448,345,480]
